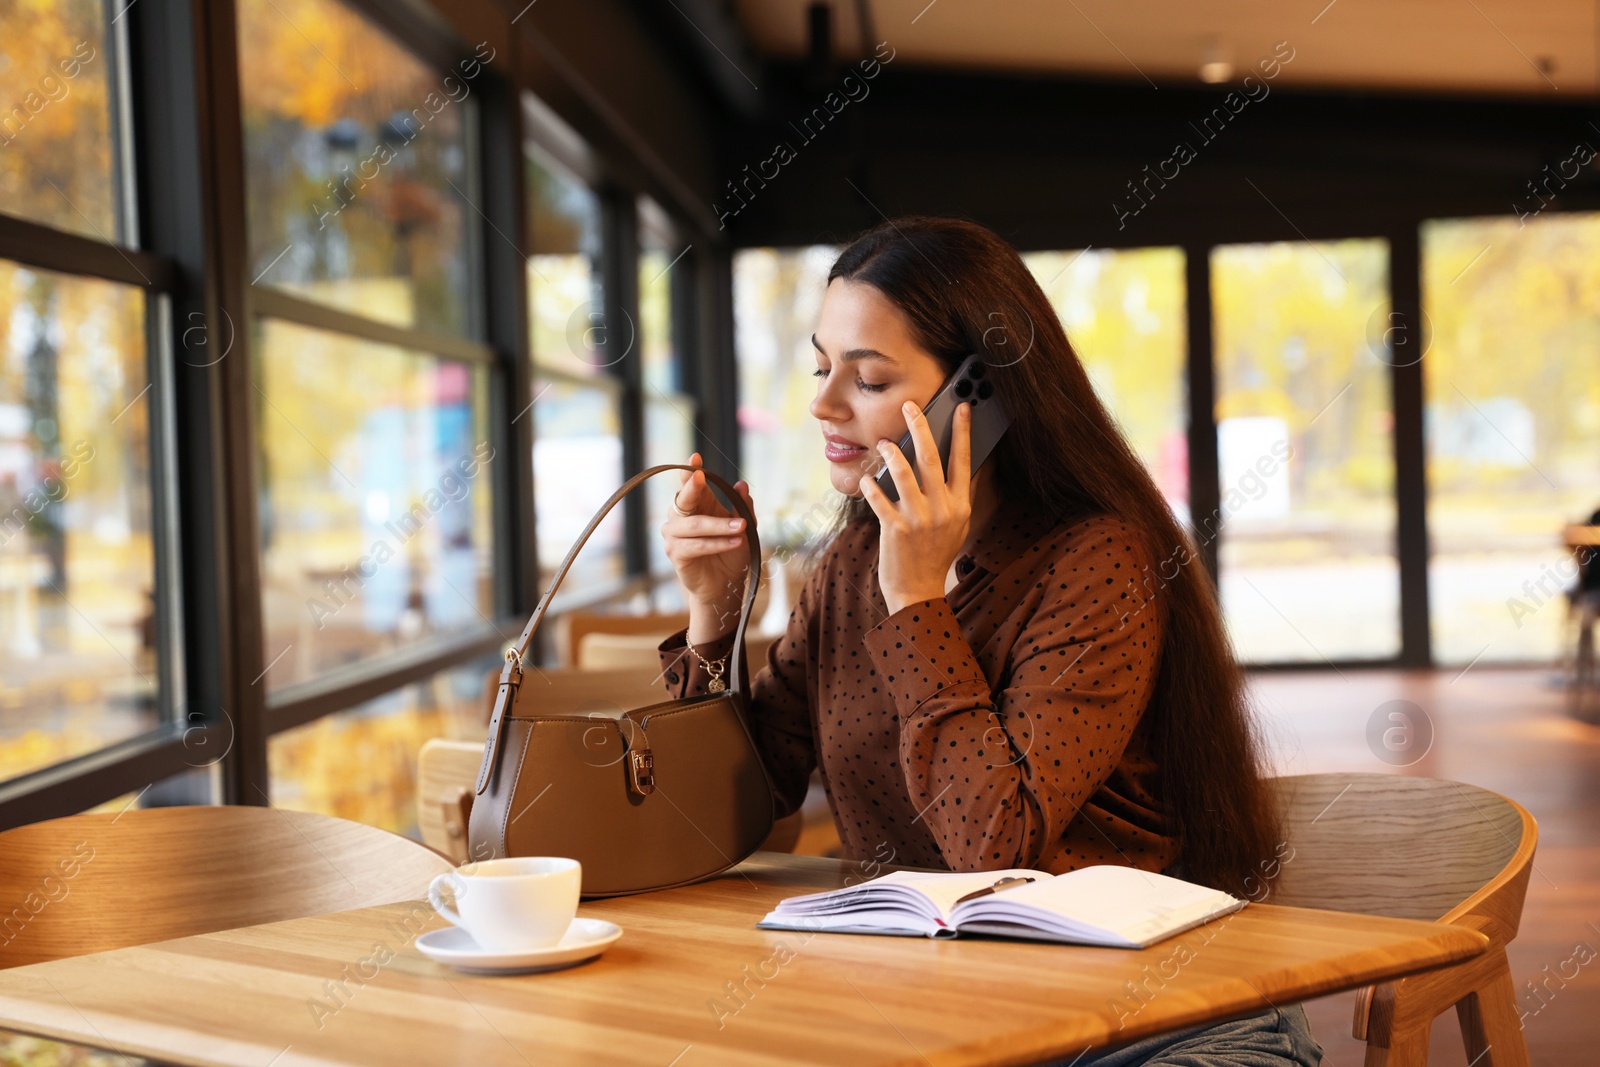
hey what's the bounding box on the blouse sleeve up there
[860,518,1163,872]
[657,562,821,819]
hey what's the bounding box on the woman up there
[657,217,1322,1066]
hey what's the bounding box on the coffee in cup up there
[427,857,581,952]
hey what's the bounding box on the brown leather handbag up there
[467,464,775,897]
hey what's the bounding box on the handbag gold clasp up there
[627,747,655,796]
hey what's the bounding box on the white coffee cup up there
[427,857,581,952]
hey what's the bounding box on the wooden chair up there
[577,629,779,676]
[562,611,690,668]
[576,630,682,670]
[0,806,452,970]
[418,739,484,863]
[1268,773,1536,1067]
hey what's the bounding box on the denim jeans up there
[1039,1004,1323,1067]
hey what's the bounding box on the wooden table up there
[0,853,1486,1067]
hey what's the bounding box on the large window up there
[238,0,496,694]
[639,196,696,587]
[1423,212,1600,664]
[733,246,841,547]
[0,0,697,830]
[254,321,493,689]
[1212,239,1399,663]
[526,139,624,586]
[1024,248,1189,523]
[0,0,126,242]
[0,1,188,804]
[236,0,478,335]
[0,264,158,779]
[269,653,495,836]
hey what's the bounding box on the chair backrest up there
[418,739,484,863]
[563,611,691,667]
[577,631,677,671]
[574,630,781,675]
[1268,773,1535,940]
[0,806,452,969]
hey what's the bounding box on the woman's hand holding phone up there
[660,453,756,643]
[861,399,976,616]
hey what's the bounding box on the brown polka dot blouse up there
[657,495,1176,876]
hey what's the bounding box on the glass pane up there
[639,203,679,393]
[533,377,623,586]
[644,396,696,576]
[0,0,121,241]
[0,261,157,780]
[1423,213,1600,664]
[527,145,605,377]
[1212,239,1398,663]
[255,319,493,690]
[237,0,477,335]
[733,246,840,546]
[1025,247,1189,523]
[270,654,495,835]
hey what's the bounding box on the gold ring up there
[670,486,691,517]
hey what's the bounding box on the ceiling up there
[731,0,1600,98]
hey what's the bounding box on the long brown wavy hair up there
[815,216,1281,896]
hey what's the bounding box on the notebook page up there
[767,868,1049,923]
[953,865,1241,937]
[874,868,1051,921]
[757,909,948,938]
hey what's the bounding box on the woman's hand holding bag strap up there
[467,464,776,897]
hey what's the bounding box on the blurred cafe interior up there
[0,0,1598,1063]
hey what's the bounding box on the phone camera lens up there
[976,380,994,400]
[968,362,986,379]
[954,379,974,398]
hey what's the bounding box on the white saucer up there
[416,918,622,974]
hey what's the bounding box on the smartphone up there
[872,353,1012,502]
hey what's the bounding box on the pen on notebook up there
[952,875,1036,905]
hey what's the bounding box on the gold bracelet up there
[684,639,729,693]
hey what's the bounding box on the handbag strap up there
[474,464,761,797]
[506,463,762,690]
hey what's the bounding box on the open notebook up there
[757,865,1247,948]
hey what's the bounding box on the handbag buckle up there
[627,747,655,796]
